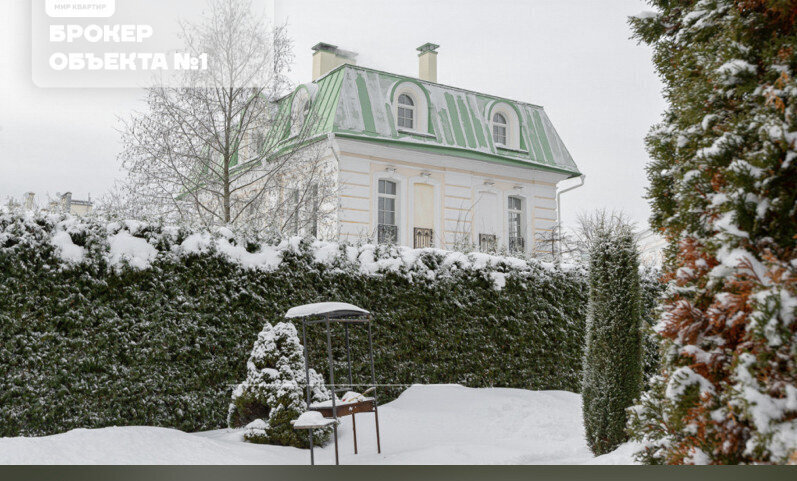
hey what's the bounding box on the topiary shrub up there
[229,322,331,448]
[582,220,643,455]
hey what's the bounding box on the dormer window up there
[392,82,429,134]
[492,113,507,146]
[397,94,415,130]
[488,103,521,150]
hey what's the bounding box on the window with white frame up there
[254,132,265,156]
[397,94,415,130]
[479,233,497,252]
[286,189,300,235]
[492,113,508,146]
[377,179,398,244]
[309,184,319,238]
[507,196,524,253]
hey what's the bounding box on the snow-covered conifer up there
[228,322,332,448]
[582,220,642,455]
[628,0,797,464]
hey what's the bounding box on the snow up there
[285,302,369,319]
[632,10,659,20]
[180,232,283,271]
[665,367,715,401]
[309,397,375,409]
[292,412,337,429]
[51,230,85,263]
[716,59,757,85]
[107,231,158,270]
[710,245,768,283]
[0,385,638,465]
[2,211,573,292]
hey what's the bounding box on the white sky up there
[0,0,665,230]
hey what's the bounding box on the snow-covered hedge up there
[0,211,588,436]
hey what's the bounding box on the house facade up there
[264,43,582,256]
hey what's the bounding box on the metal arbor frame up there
[297,309,381,465]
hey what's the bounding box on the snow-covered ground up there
[0,385,639,465]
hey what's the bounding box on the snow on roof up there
[284,302,369,319]
[266,64,581,178]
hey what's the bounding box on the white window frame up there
[373,172,405,245]
[492,113,508,147]
[488,102,521,151]
[397,94,416,130]
[286,188,300,236]
[506,194,527,253]
[392,82,429,134]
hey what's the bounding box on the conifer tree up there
[582,219,643,455]
[628,0,797,464]
[228,321,332,448]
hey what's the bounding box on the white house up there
[261,43,583,256]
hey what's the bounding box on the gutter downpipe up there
[555,174,586,260]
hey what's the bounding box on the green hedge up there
[0,212,588,437]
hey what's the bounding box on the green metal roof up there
[266,64,581,177]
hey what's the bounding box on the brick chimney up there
[417,43,439,83]
[312,43,357,80]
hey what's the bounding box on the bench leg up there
[352,413,358,454]
[309,428,315,465]
[333,424,339,465]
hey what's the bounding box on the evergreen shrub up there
[0,212,591,437]
[582,222,643,455]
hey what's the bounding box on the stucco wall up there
[334,137,565,255]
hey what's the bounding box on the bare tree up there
[109,0,334,235]
[571,210,638,261]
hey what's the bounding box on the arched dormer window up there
[397,94,415,129]
[492,113,507,146]
[391,82,429,134]
[488,102,521,150]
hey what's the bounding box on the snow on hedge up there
[4,210,575,290]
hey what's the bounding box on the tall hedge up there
[0,212,589,437]
[582,223,643,455]
[628,0,797,464]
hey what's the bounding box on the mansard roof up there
[264,64,581,177]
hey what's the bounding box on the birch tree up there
[112,0,334,235]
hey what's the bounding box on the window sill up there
[496,145,528,155]
[398,128,436,139]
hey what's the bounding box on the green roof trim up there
[269,64,580,177]
[334,132,579,177]
[355,74,377,134]
[444,93,467,147]
[457,97,478,148]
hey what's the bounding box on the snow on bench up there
[291,411,338,430]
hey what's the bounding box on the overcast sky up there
[0,0,665,230]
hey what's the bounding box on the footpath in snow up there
[0,385,638,465]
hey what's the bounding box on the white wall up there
[333,137,569,254]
